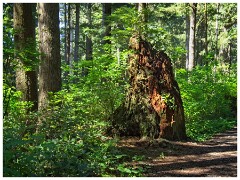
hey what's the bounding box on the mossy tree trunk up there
[109,34,187,140]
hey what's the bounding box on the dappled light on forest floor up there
[117,127,237,177]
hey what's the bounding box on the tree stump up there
[109,34,187,140]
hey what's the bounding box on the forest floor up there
[117,127,237,177]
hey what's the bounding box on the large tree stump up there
[109,35,187,140]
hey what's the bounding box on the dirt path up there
[117,127,237,177]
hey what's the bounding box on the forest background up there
[1,0,238,177]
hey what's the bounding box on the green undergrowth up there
[3,46,237,176]
[3,55,145,177]
[3,92,144,177]
[186,118,236,142]
[176,65,237,142]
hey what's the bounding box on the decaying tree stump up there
[109,34,187,140]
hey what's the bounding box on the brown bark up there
[14,3,38,111]
[109,34,187,140]
[102,3,111,46]
[38,3,61,111]
[74,3,80,63]
[86,3,92,60]
[83,3,93,76]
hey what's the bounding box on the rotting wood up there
[108,34,186,140]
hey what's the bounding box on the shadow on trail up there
[146,156,237,177]
[117,127,237,177]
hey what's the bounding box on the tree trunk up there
[64,3,67,63]
[215,3,220,61]
[196,9,204,67]
[38,3,61,111]
[228,42,232,74]
[74,3,80,63]
[136,3,147,35]
[219,26,229,65]
[102,3,111,46]
[84,3,93,76]
[204,3,208,66]
[138,3,147,23]
[67,3,71,66]
[108,34,187,141]
[185,5,190,70]
[14,3,38,112]
[188,3,197,71]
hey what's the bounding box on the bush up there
[3,89,143,177]
[176,65,237,141]
[3,54,145,177]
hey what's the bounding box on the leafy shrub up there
[176,65,237,141]
[3,89,144,176]
[3,52,145,177]
[186,118,236,141]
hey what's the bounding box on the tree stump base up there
[108,34,187,141]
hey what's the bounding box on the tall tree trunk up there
[101,3,112,79]
[63,3,70,80]
[14,3,38,112]
[219,27,229,65]
[138,3,147,22]
[212,3,220,82]
[188,3,197,71]
[102,3,111,46]
[204,3,208,66]
[228,42,232,74]
[38,3,61,111]
[108,34,187,140]
[215,3,220,62]
[195,8,204,67]
[64,3,67,63]
[185,5,190,70]
[137,3,147,36]
[67,3,71,66]
[84,3,93,76]
[74,3,80,63]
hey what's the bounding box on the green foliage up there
[161,93,176,110]
[110,5,137,35]
[15,39,40,71]
[176,64,237,141]
[3,50,144,176]
[116,164,144,177]
[3,88,144,177]
[3,4,15,115]
[3,2,238,177]
[186,118,236,142]
[146,3,186,65]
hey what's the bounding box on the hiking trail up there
[117,127,237,177]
